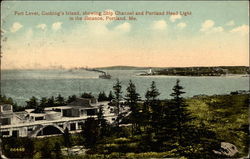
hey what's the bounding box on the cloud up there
[170,14,182,22]
[211,27,224,33]
[226,20,235,26]
[115,22,131,32]
[36,24,47,30]
[200,20,214,32]
[200,20,223,33]
[152,20,167,30]
[52,22,62,31]
[230,25,249,35]
[10,22,23,32]
[177,22,187,29]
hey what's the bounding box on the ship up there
[99,72,111,79]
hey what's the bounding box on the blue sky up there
[1,1,249,69]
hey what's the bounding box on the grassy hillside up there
[186,93,249,156]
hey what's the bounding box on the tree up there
[63,127,71,148]
[169,79,193,147]
[47,96,55,106]
[154,99,176,151]
[145,81,161,133]
[98,91,109,101]
[140,90,151,130]
[81,92,94,98]
[55,94,66,106]
[108,91,114,101]
[146,81,160,101]
[97,105,109,138]
[67,95,77,103]
[13,102,24,112]
[40,97,48,107]
[113,79,123,127]
[125,80,141,135]
[82,118,100,148]
[34,97,47,113]
[26,96,38,109]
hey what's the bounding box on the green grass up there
[186,94,249,156]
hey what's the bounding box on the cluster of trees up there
[25,95,68,113]
[19,91,114,113]
[110,79,219,157]
[70,79,220,158]
[98,91,114,102]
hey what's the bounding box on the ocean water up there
[1,69,249,106]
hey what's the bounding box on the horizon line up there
[1,65,249,70]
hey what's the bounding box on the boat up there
[99,72,111,79]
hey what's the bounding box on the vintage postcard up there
[0,0,249,158]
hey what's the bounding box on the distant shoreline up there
[138,74,249,78]
[2,65,249,71]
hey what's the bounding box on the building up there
[0,98,116,138]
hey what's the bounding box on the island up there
[139,66,250,76]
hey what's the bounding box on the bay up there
[1,69,248,106]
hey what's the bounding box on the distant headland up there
[94,66,249,76]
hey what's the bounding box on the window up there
[87,109,96,115]
[70,123,76,131]
[78,122,84,129]
[63,109,71,117]
[0,118,11,125]
[35,117,44,121]
[2,131,10,135]
[12,130,19,137]
[2,105,12,111]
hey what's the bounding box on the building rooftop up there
[15,111,29,119]
[1,115,98,129]
[45,106,72,110]
[68,98,97,107]
[70,105,98,109]
[30,113,46,117]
